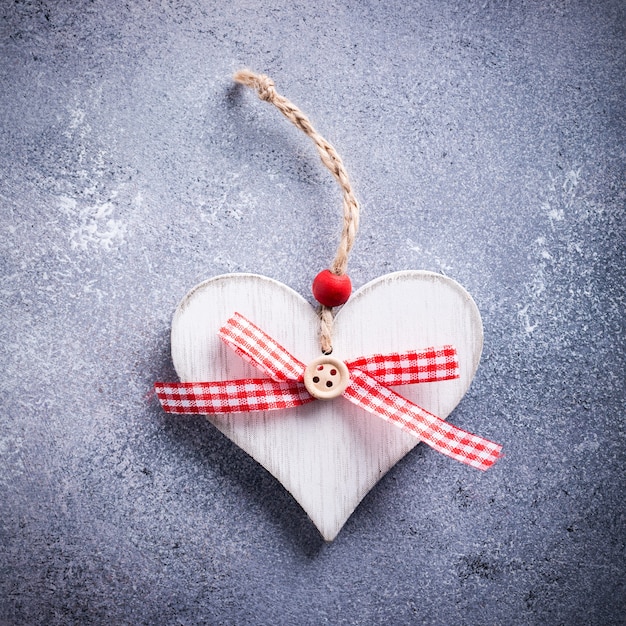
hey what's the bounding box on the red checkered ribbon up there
[155,313,502,470]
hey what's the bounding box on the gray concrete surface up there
[1,1,624,624]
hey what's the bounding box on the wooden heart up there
[171,270,483,540]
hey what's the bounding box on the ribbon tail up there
[345,346,460,386]
[343,369,502,471]
[155,379,313,414]
[218,312,306,382]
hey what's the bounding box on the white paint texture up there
[171,271,483,540]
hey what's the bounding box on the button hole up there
[326,381,333,388]
[312,376,320,383]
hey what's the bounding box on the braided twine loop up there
[234,69,360,353]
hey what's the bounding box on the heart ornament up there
[155,71,501,541]
[167,270,485,540]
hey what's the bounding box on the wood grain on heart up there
[171,270,483,541]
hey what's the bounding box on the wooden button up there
[303,356,350,400]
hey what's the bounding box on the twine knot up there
[256,75,276,102]
[234,69,276,102]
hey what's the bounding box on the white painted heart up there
[170,270,483,540]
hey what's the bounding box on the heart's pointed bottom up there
[209,408,418,541]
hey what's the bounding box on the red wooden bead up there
[312,270,352,307]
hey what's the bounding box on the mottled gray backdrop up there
[1,1,624,624]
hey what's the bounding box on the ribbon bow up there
[155,312,501,470]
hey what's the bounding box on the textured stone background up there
[1,1,624,624]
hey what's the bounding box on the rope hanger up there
[234,69,360,354]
